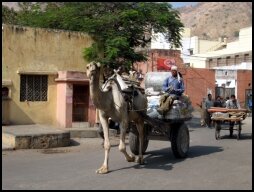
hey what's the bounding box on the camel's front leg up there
[119,121,135,162]
[136,121,145,165]
[96,112,110,174]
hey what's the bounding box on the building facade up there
[187,26,252,69]
[136,26,252,109]
[2,24,97,127]
[2,24,252,128]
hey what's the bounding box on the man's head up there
[208,93,212,100]
[216,95,221,101]
[171,65,177,77]
[231,94,236,101]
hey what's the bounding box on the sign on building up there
[157,58,176,70]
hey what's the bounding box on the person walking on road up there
[204,93,214,128]
[197,97,206,126]
[226,94,241,137]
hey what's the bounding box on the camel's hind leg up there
[135,120,145,164]
[96,112,110,174]
[119,120,135,162]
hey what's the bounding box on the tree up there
[2,6,18,24]
[14,2,184,69]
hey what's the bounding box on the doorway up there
[72,85,89,122]
[215,87,235,99]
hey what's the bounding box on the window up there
[208,59,216,68]
[20,75,48,102]
[226,56,231,65]
[217,58,223,66]
[188,48,193,55]
[235,55,240,65]
[244,54,250,62]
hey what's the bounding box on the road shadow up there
[218,133,252,140]
[126,145,223,171]
[238,133,252,140]
[69,139,80,146]
[110,148,175,173]
[187,145,223,158]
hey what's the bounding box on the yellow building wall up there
[2,24,93,125]
[227,26,252,51]
[199,40,220,53]
[181,27,191,38]
[189,57,207,68]
[238,26,252,49]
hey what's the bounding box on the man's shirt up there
[226,99,240,109]
[162,76,184,96]
[214,100,223,107]
[205,99,214,109]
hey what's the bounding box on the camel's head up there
[86,62,101,79]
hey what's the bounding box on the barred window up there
[20,75,48,102]
[244,54,250,62]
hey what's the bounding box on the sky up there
[170,2,198,8]
[3,2,199,11]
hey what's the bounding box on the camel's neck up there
[89,69,105,108]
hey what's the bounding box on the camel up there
[86,61,147,174]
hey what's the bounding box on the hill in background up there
[177,2,252,42]
[2,2,252,43]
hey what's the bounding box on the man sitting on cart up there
[157,65,185,115]
[226,94,241,134]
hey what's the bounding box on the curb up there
[2,143,15,151]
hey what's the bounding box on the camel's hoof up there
[96,166,108,174]
[126,155,135,162]
[140,160,145,165]
[135,157,145,165]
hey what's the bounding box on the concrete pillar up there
[56,82,73,128]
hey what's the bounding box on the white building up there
[151,26,252,70]
[150,26,252,99]
[187,26,252,69]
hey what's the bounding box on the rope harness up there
[100,73,148,112]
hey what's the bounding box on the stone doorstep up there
[2,133,15,148]
[69,128,118,138]
[2,143,13,151]
[2,128,118,150]
[2,132,70,150]
[72,122,90,128]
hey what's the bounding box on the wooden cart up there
[208,107,248,140]
[212,117,242,140]
[128,113,192,158]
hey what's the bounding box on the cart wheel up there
[237,122,241,140]
[171,122,189,158]
[129,124,149,155]
[215,122,221,140]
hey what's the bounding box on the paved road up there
[2,113,252,190]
